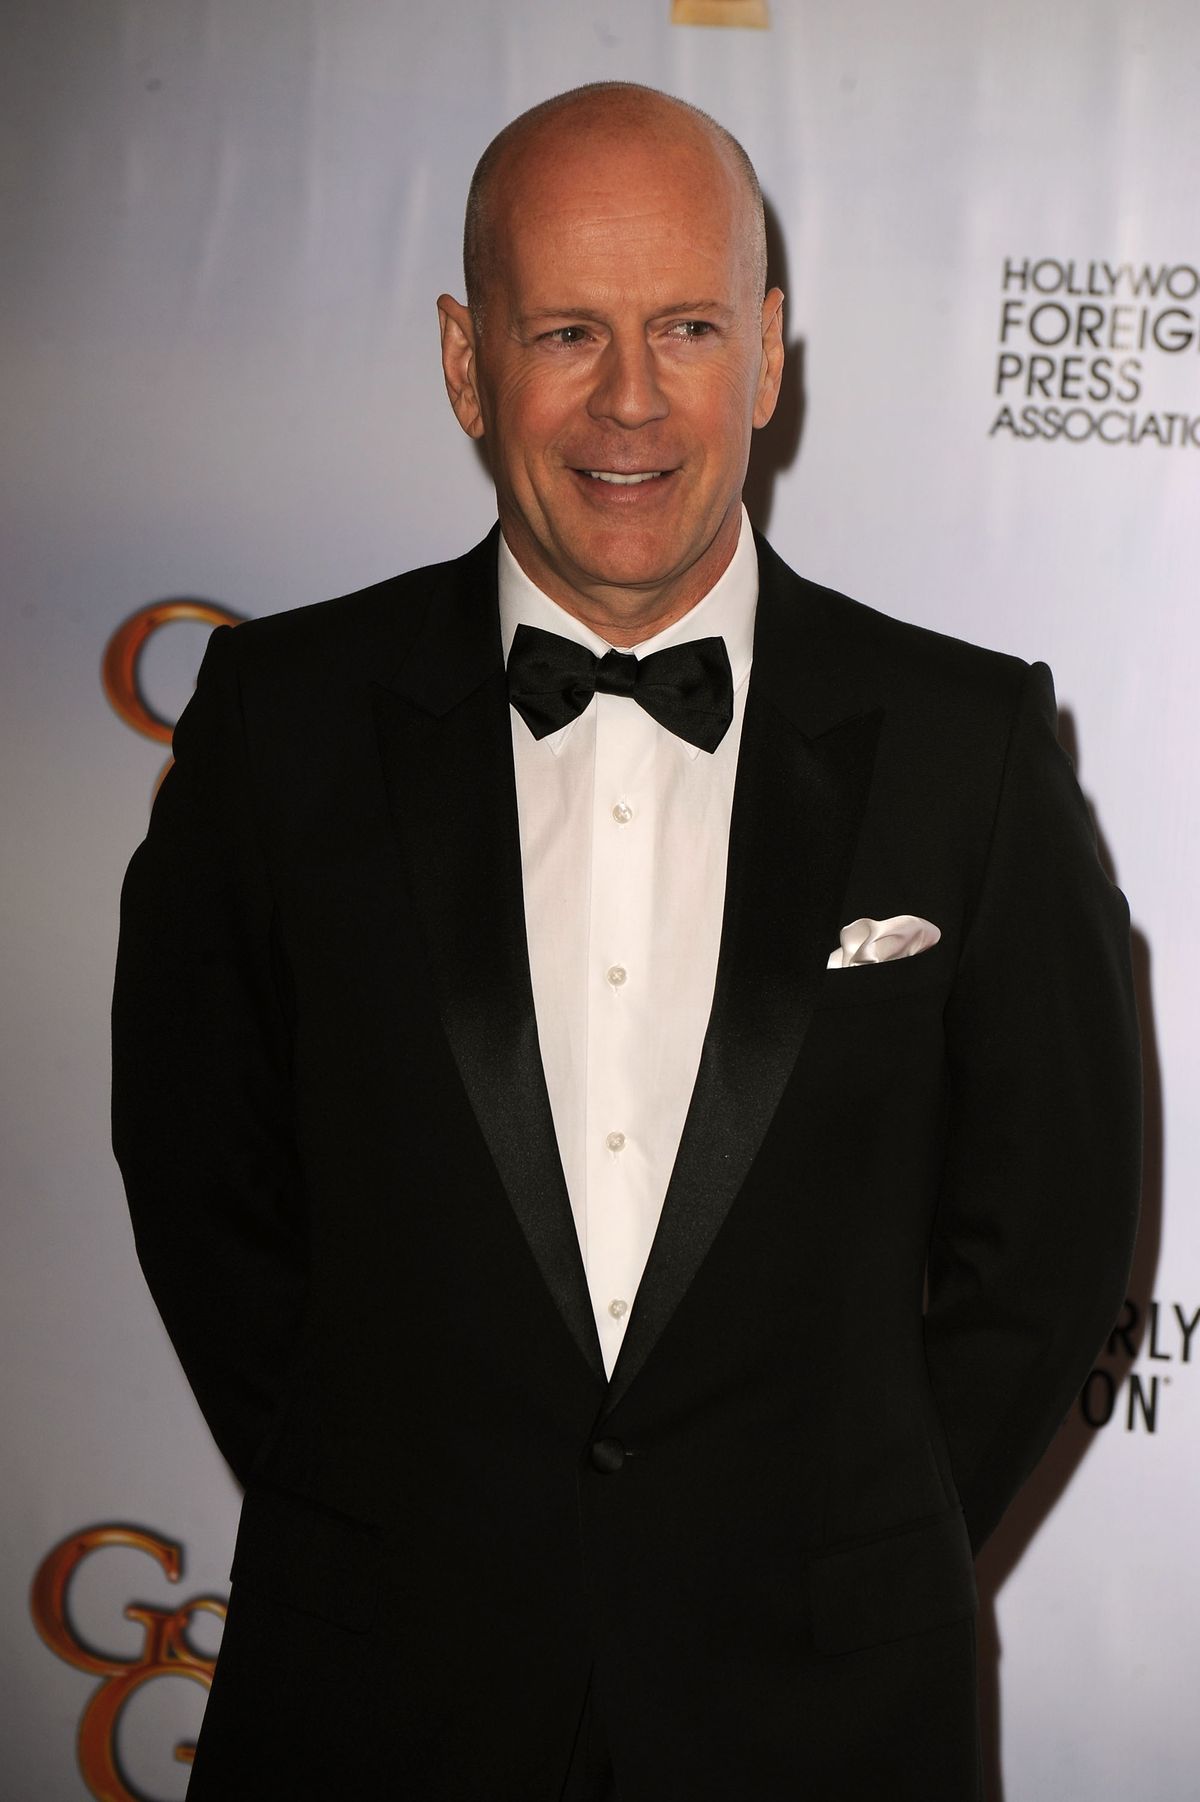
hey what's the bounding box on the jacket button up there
[589,1437,625,1474]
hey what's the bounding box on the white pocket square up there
[826,915,942,970]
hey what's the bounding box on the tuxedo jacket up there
[112,528,1141,1801]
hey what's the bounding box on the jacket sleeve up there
[924,660,1141,1551]
[112,624,306,1487]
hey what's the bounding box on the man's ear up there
[752,287,786,430]
[437,294,486,440]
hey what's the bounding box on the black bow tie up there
[506,623,734,753]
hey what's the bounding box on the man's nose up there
[586,336,669,428]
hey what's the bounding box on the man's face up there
[439,116,784,635]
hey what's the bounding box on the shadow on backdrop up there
[744,196,807,533]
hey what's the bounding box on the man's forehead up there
[496,155,743,278]
[463,87,768,321]
[499,211,743,320]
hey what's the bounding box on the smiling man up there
[113,84,1140,1801]
[438,88,781,641]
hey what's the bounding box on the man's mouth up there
[582,470,665,485]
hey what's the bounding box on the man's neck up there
[497,509,744,648]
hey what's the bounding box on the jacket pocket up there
[230,1482,381,1633]
[807,1507,976,1656]
[814,943,951,1010]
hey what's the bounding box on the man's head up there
[438,83,784,642]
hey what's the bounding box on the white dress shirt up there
[499,509,758,1377]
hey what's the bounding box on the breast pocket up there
[814,943,951,1011]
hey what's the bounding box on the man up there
[113,83,1140,1800]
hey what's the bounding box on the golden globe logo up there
[102,600,241,794]
[31,1526,226,1802]
[671,0,770,26]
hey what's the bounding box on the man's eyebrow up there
[653,300,735,317]
[517,308,609,326]
[517,300,736,325]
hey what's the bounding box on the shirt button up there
[606,965,627,988]
[605,1130,626,1153]
[608,1298,628,1319]
[612,801,633,825]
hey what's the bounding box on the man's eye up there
[543,326,591,345]
[668,320,715,339]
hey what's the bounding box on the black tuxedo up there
[112,528,1140,1800]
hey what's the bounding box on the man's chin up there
[507,527,677,605]
[548,554,693,619]
[557,527,739,622]
[501,500,738,626]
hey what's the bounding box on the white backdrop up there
[3,2,1197,1796]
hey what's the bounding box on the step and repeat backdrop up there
[3,1,1197,1796]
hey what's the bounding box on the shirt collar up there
[498,505,758,757]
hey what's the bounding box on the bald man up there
[113,83,1140,1801]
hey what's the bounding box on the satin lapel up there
[372,534,605,1382]
[604,539,883,1413]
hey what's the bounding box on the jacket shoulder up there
[754,532,1036,734]
[218,531,499,684]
